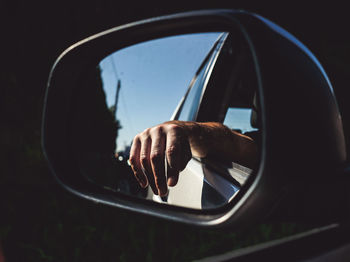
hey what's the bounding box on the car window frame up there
[171,32,229,121]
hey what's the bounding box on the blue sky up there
[99,32,221,151]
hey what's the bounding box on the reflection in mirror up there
[70,32,260,210]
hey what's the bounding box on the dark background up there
[1,1,350,261]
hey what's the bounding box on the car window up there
[175,33,228,121]
[177,61,208,121]
[223,107,258,134]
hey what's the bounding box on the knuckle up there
[168,124,181,132]
[140,155,149,167]
[150,152,162,163]
[132,135,140,144]
[150,126,163,136]
[166,145,178,157]
[129,156,137,166]
[141,128,151,136]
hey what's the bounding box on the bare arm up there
[172,121,258,168]
[128,120,258,196]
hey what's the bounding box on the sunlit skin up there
[128,120,258,196]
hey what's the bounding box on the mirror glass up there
[70,32,260,210]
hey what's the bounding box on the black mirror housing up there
[42,9,346,228]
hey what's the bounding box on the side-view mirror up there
[42,9,347,228]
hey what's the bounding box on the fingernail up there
[140,179,147,188]
[167,177,177,187]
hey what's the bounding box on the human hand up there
[129,122,192,196]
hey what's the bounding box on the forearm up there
[167,121,258,168]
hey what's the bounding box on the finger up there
[165,130,181,186]
[166,161,179,187]
[129,138,147,188]
[179,137,192,171]
[150,130,167,196]
[165,129,182,170]
[140,137,158,195]
[167,133,192,172]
